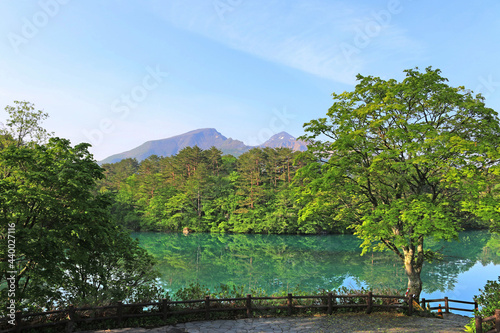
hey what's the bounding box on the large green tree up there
[0,103,161,312]
[300,67,500,299]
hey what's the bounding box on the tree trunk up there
[403,237,424,300]
[382,235,425,301]
[404,258,422,300]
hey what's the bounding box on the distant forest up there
[98,146,483,234]
[99,146,317,233]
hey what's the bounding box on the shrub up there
[466,276,500,332]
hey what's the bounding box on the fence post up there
[495,309,500,333]
[475,315,482,333]
[205,296,210,320]
[287,293,293,316]
[408,294,413,316]
[327,292,333,315]
[162,298,169,322]
[366,292,373,314]
[246,294,252,318]
[117,301,123,326]
[421,298,426,310]
[444,297,449,313]
[66,305,75,333]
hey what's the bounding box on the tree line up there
[97,146,348,234]
[99,136,493,237]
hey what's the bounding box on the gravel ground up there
[76,312,471,333]
[310,312,470,332]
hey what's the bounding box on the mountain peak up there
[164,128,224,140]
[259,131,307,151]
[99,129,307,164]
[268,131,296,140]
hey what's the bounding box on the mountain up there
[258,132,308,152]
[99,128,307,164]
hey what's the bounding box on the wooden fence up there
[0,292,412,333]
[421,298,500,333]
[421,296,477,313]
[475,309,500,333]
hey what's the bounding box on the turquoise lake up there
[133,230,499,315]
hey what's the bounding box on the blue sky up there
[0,0,499,160]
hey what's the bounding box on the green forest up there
[97,142,491,235]
[97,146,343,234]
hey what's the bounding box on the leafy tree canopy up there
[0,103,161,313]
[300,67,500,298]
[0,101,52,147]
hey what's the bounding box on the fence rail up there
[475,309,500,333]
[421,298,500,333]
[421,296,478,313]
[0,292,412,333]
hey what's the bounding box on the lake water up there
[132,230,499,316]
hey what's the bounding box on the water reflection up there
[132,231,498,297]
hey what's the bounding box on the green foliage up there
[173,282,211,301]
[0,101,53,146]
[100,146,313,234]
[299,67,500,298]
[0,137,163,312]
[476,277,500,317]
[466,277,500,332]
[0,103,162,313]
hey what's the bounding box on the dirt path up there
[311,312,470,332]
[77,312,471,333]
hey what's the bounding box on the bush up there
[466,276,500,332]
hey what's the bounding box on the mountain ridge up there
[99,128,307,164]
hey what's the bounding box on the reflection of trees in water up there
[421,230,491,293]
[132,230,494,295]
[356,253,407,291]
[480,233,500,265]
